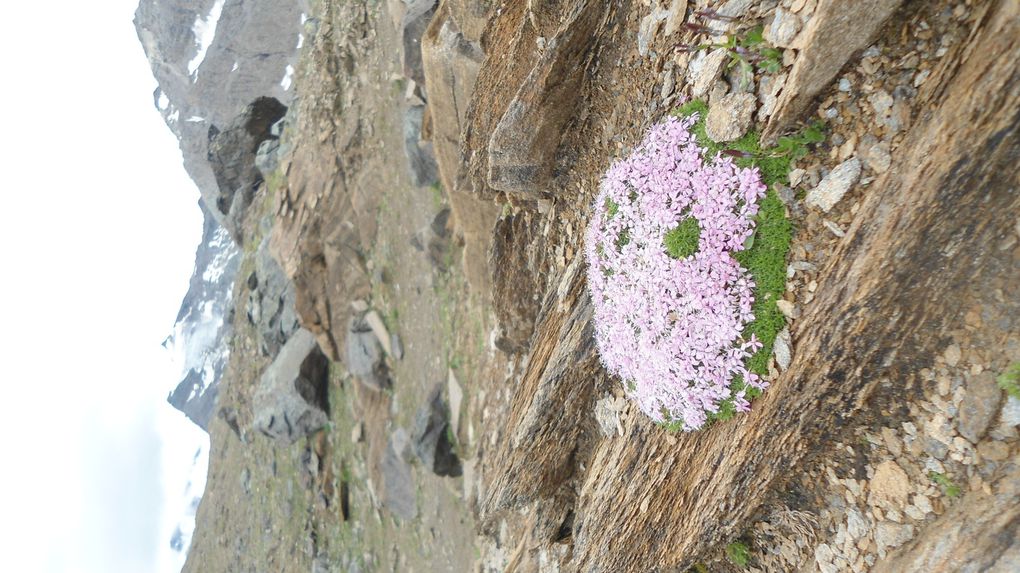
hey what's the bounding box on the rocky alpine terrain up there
[140,0,1019,571]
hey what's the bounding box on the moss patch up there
[664,217,702,259]
[668,101,796,425]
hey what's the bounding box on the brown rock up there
[762,0,903,142]
[959,372,1003,443]
[869,460,911,510]
[705,92,756,142]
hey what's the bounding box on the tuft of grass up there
[997,362,1020,399]
[929,472,961,498]
[726,540,752,568]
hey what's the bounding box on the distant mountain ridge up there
[163,202,238,430]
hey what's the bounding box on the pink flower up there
[585,115,767,431]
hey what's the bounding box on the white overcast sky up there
[0,2,208,572]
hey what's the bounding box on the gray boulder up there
[411,383,461,477]
[381,428,417,520]
[254,329,330,442]
[207,96,288,240]
[403,104,438,187]
[246,235,300,358]
[346,315,389,390]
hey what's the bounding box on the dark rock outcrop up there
[207,96,288,240]
[163,203,239,430]
[253,328,330,442]
[412,383,461,477]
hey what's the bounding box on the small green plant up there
[997,362,1020,399]
[678,21,783,74]
[726,540,752,568]
[773,121,826,161]
[929,472,961,498]
[688,563,709,573]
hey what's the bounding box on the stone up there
[207,97,289,241]
[692,49,729,99]
[253,329,330,442]
[958,372,1002,443]
[869,460,911,509]
[390,333,404,360]
[246,234,300,358]
[846,508,868,540]
[595,396,621,438]
[776,300,799,319]
[448,369,464,439]
[705,93,756,142]
[944,344,962,367]
[758,72,787,119]
[815,543,837,573]
[411,383,462,477]
[637,5,669,56]
[881,427,903,457]
[806,158,862,212]
[363,310,394,357]
[663,0,689,37]
[861,141,892,174]
[765,7,802,48]
[1001,396,1020,427]
[874,522,914,556]
[774,327,793,371]
[869,90,894,117]
[381,429,417,520]
[976,440,1009,461]
[346,316,388,390]
[403,104,439,187]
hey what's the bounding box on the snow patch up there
[168,109,180,123]
[185,116,205,123]
[188,0,227,78]
[297,33,304,50]
[281,64,295,91]
[157,92,170,110]
[231,61,239,72]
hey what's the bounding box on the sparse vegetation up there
[929,471,961,498]
[726,540,752,567]
[997,362,1020,399]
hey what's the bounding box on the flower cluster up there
[585,114,768,430]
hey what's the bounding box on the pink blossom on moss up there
[585,114,767,431]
